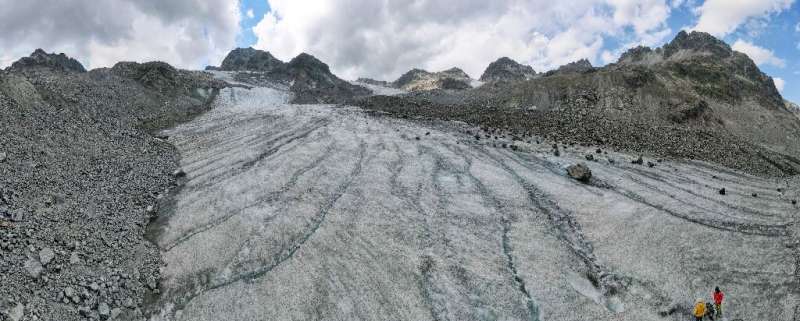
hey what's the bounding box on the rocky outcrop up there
[480,57,536,82]
[217,47,285,72]
[785,100,800,120]
[7,49,86,73]
[112,61,224,96]
[393,67,472,91]
[276,53,371,104]
[549,59,594,75]
[355,78,390,86]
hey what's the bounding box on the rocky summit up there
[392,67,473,91]
[215,47,284,72]
[480,57,537,82]
[8,48,87,73]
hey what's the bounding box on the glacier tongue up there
[146,78,799,321]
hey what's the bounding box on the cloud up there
[732,40,786,67]
[774,77,784,91]
[247,9,255,19]
[692,0,794,37]
[0,0,240,69]
[253,0,674,81]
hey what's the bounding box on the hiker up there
[705,301,716,320]
[693,298,706,321]
[713,287,724,318]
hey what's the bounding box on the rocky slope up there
[354,31,800,177]
[479,57,537,82]
[0,50,223,321]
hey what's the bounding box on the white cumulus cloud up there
[692,0,794,37]
[247,9,255,19]
[732,39,786,67]
[252,0,675,81]
[774,77,785,91]
[0,0,240,70]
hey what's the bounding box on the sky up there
[0,0,798,102]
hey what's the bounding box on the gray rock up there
[0,152,6,162]
[123,297,135,308]
[4,303,23,321]
[44,195,56,206]
[64,287,75,298]
[110,308,122,319]
[567,163,592,182]
[69,252,80,264]
[171,169,186,178]
[39,247,55,266]
[98,302,110,320]
[24,257,43,278]
[0,207,24,222]
[78,306,92,317]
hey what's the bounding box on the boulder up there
[171,168,186,178]
[39,247,55,266]
[567,163,592,182]
[98,302,110,320]
[4,303,23,321]
[24,258,43,278]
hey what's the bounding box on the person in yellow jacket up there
[693,298,706,321]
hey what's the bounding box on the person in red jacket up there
[713,286,724,318]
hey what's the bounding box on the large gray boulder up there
[567,163,592,182]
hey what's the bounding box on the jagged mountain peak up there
[480,57,536,82]
[8,48,86,73]
[440,67,469,78]
[393,67,472,91]
[287,52,330,73]
[218,47,284,72]
[551,59,594,75]
[663,30,732,58]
